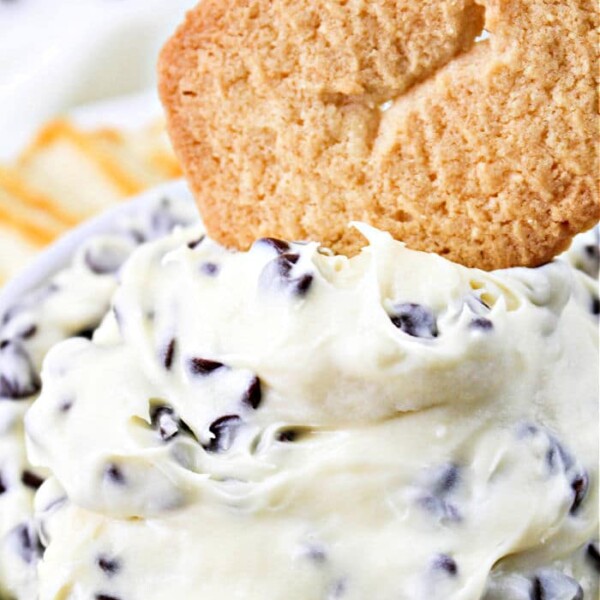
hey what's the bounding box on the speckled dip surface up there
[0,199,598,599]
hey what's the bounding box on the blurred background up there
[0,0,196,284]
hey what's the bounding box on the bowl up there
[0,179,195,322]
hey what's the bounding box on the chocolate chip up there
[59,398,74,412]
[189,358,225,376]
[419,495,461,523]
[531,571,583,600]
[150,405,180,441]
[433,464,460,495]
[544,435,574,473]
[95,595,122,600]
[432,554,458,576]
[591,296,599,316]
[127,228,146,244]
[241,376,262,409]
[151,198,189,236]
[11,523,43,564]
[0,472,7,495]
[469,317,493,331]
[74,326,96,340]
[187,235,205,249]
[302,542,328,564]
[390,303,438,338]
[276,253,300,276]
[19,324,37,340]
[293,273,314,296]
[97,555,121,577]
[581,244,600,277]
[418,464,462,523]
[260,252,314,297]
[586,541,600,572]
[584,244,599,260]
[0,341,41,400]
[1,308,14,326]
[256,237,291,254]
[531,576,543,600]
[200,262,220,276]
[205,415,241,453]
[84,244,130,275]
[104,464,126,485]
[162,339,176,370]
[21,471,44,490]
[277,429,299,442]
[570,471,588,514]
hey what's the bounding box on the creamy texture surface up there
[12,220,599,599]
[0,195,197,599]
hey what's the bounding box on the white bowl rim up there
[0,179,193,321]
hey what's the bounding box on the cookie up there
[159,0,599,269]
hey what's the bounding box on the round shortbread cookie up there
[159,0,599,269]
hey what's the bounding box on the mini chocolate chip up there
[95,595,122,600]
[586,541,600,572]
[469,317,493,331]
[419,495,461,523]
[163,339,176,370]
[545,436,574,473]
[97,555,121,576]
[256,237,291,254]
[293,273,314,296]
[303,542,328,563]
[200,262,220,276]
[433,464,460,495]
[187,235,205,249]
[59,398,73,412]
[19,324,37,340]
[591,296,599,316]
[74,326,96,340]
[584,244,600,259]
[241,377,262,410]
[418,464,462,523]
[128,228,146,244]
[260,252,314,297]
[581,244,600,277]
[390,303,438,338]
[189,358,225,376]
[276,253,300,277]
[433,554,458,576]
[277,429,299,442]
[84,244,130,275]
[531,576,543,600]
[0,472,7,495]
[104,464,126,485]
[205,415,241,453]
[150,405,180,441]
[21,471,44,490]
[0,341,41,400]
[0,339,9,350]
[531,572,583,600]
[1,309,13,326]
[151,198,189,236]
[12,523,43,564]
[570,472,588,514]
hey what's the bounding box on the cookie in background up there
[0,119,181,285]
